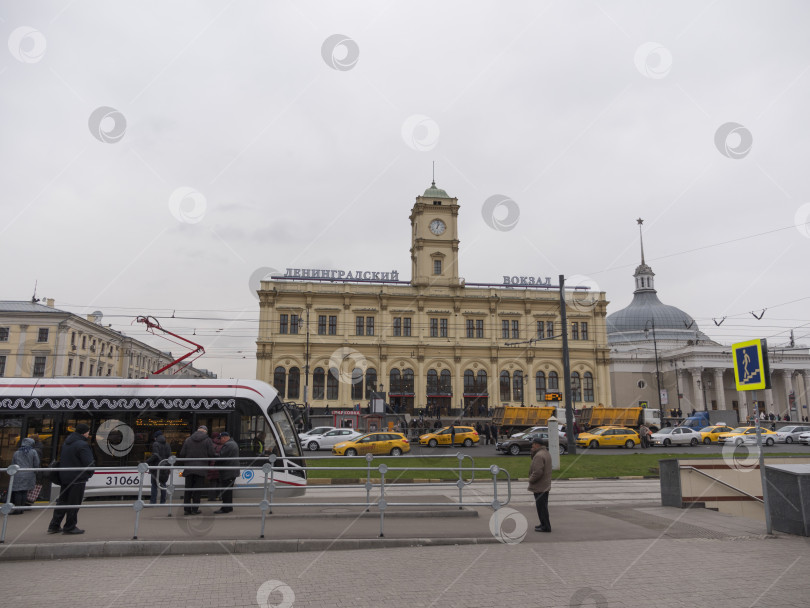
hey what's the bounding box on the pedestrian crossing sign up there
[732,339,771,391]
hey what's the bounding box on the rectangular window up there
[512,320,519,339]
[581,322,588,340]
[502,320,509,339]
[290,314,300,335]
[89,364,94,376]
[393,317,402,337]
[0,355,5,377]
[318,315,326,335]
[78,361,84,376]
[328,315,337,335]
[366,317,374,336]
[571,322,579,340]
[434,259,442,275]
[476,319,484,338]
[537,321,543,339]
[356,316,364,335]
[33,356,46,377]
[546,321,553,338]
[466,320,474,338]
[38,328,49,342]
[279,314,289,334]
[0,328,9,342]
[440,318,448,337]
[67,359,73,376]
[430,318,438,337]
[403,318,411,337]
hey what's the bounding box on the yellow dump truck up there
[491,406,557,430]
[579,406,661,431]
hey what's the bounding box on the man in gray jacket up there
[527,437,552,533]
[214,431,239,514]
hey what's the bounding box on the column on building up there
[737,390,749,422]
[712,368,727,411]
[689,367,703,412]
[781,369,794,419]
[55,325,69,377]
[14,325,29,376]
[802,371,810,421]
[765,369,774,416]
[676,369,687,415]
[454,360,463,414]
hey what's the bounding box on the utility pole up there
[559,275,576,455]
[304,307,310,430]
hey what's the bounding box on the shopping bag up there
[27,484,42,503]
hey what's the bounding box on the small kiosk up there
[332,410,360,430]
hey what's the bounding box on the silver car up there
[799,431,810,446]
[651,426,703,447]
[303,428,362,451]
[774,425,810,444]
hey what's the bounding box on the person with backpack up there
[214,431,240,514]
[47,423,95,534]
[178,425,215,515]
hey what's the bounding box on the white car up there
[511,425,567,438]
[302,428,362,451]
[774,425,810,444]
[650,426,703,447]
[798,431,810,446]
[298,426,336,443]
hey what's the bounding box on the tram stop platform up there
[0,481,783,562]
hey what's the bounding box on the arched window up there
[287,367,300,400]
[535,371,546,401]
[464,370,475,392]
[365,368,377,399]
[499,371,510,402]
[571,372,581,402]
[427,369,439,393]
[351,367,364,400]
[477,370,488,394]
[583,372,594,402]
[327,367,339,400]
[513,371,524,402]
[403,369,414,393]
[389,369,401,393]
[439,369,452,394]
[273,366,286,398]
[313,367,325,400]
[548,371,559,390]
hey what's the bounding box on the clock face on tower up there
[429,219,446,235]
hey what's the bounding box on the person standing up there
[207,432,223,500]
[214,431,239,514]
[147,430,172,505]
[10,438,40,514]
[639,424,650,449]
[483,422,492,446]
[449,424,456,448]
[48,423,95,534]
[178,425,215,515]
[528,437,552,533]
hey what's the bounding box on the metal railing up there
[1,453,512,543]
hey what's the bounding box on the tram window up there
[239,415,277,457]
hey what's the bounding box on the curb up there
[307,476,660,484]
[0,536,502,562]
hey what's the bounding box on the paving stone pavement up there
[0,532,807,607]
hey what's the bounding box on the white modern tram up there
[0,378,306,497]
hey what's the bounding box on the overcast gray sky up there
[3,0,809,378]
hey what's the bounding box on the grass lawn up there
[304,452,810,481]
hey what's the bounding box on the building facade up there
[607,223,810,422]
[0,300,215,379]
[256,182,612,415]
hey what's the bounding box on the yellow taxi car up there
[419,426,480,448]
[332,432,411,456]
[698,425,734,444]
[717,426,778,446]
[576,426,640,449]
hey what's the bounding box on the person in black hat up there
[147,430,171,504]
[47,423,95,535]
[214,431,239,514]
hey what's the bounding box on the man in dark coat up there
[48,423,95,534]
[147,430,172,505]
[178,425,215,514]
[214,432,240,514]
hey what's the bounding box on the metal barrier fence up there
[1,454,513,543]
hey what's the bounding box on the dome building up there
[607,220,810,423]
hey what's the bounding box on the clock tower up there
[409,181,461,287]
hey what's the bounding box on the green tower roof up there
[423,181,450,198]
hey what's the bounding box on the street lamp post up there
[644,320,663,430]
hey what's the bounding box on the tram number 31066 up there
[104,475,141,486]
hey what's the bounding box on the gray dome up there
[607,292,712,344]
